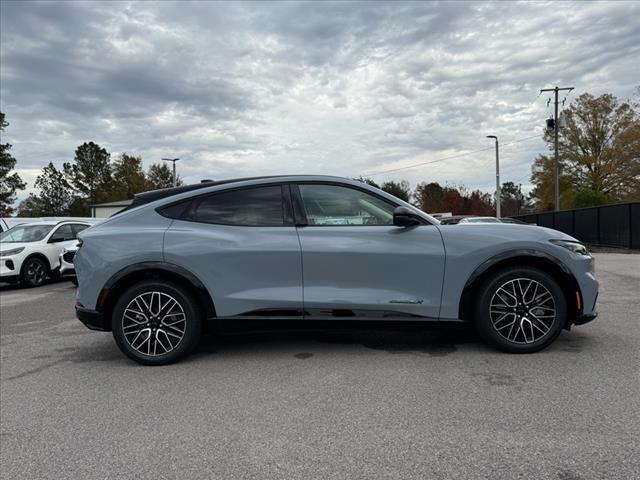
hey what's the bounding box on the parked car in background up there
[1,217,99,232]
[0,221,91,287]
[458,216,502,224]
[59,241,81,286]
[441,216,529,225]
[438,215,469,225]
[74,175,598,365]
[499,217,528,225]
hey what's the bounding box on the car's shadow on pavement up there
[190,321,480,360]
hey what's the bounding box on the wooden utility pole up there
[540,86,573,211]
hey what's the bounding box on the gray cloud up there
[1,0,638,200]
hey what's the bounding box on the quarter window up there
[298,184,395,226]
[188,186,285,226]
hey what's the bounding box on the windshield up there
[0,224,54,243]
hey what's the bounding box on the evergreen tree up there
[33,162,72,216]
[0,112,26,215]
[63,142,112,208]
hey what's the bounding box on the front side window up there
[187,186,285,226]
[298,184,395,226]
[50,224,75,242]
[0,225,54,243]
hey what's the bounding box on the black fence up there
[511,202,640,250]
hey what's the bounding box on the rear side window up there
[162,186,286,226]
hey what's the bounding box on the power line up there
[364,134,541,177]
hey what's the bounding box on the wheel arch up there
[97,262,216,330]
[458,250,582,327]
[21,252,52,273]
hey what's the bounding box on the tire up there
[473,267,567,353]
[112,280,202,365]
[70,277,79,287]
[20,257,49,287]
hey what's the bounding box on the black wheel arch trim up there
[465,249,574,286]
[459,248,582,322]
[21,253,52,273]
[98,261,216,319]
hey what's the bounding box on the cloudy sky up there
[1,0,639,202]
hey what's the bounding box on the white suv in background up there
[0,221,91,287]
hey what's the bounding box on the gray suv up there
[74,176,598,365]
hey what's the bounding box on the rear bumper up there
[76,306,110,331]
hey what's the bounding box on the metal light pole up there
[486,135,500,218]
[161,158,180,187]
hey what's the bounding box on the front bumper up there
[0,257,19,277]
[76,306,110,331]
[574,312,598,325]
[59,251,76,276]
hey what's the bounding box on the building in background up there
[90,200,132,218]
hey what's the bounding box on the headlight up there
[0,247,25,257]
[550,239,590,256]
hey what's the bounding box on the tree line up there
[0,88,637,217]
[19,143,184,217]
[1,117,183,216]
[531,91,640,211]
[358,177,505,216]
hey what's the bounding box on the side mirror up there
[393,206,421,227]
[48,236,66,243]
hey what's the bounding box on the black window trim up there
[157,183,295,227]
[291,181,430,227]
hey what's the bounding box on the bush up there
[572,188,609,209]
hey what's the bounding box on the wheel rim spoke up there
[489,278,556,345]
[28,263,45,284]
[122,291,186,357]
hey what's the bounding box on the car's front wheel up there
[474,267,567,353]
[20,257,48,287]
[112,280,202,365]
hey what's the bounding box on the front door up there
[294,183,446,319]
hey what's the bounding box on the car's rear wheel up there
[112,280,202,365]
[474,267,566,353]
[20,257,48,287]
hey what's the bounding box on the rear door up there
[293,183,446,319]
[163,184,303,318]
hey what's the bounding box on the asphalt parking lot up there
[1,253,638,480]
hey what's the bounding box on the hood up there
[439,223,579,243]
